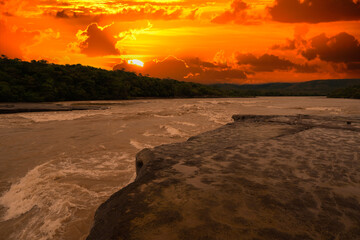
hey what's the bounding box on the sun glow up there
[128,59,144,67]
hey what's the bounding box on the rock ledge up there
[87,115,360,240]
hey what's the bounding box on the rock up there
[135,148,155,179]
[87,115,360,240]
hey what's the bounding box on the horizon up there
[5,57,360,86]
[1,0,360,84]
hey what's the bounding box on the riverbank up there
[0,103,107,114]
[87,114,360,240]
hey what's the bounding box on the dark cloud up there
[186,57,219,69]
[271,39,297,51]
[185,57,247,82]
[236,53,318,73]
[270,31,360,73]
[268,0,360,23]
[2,12,13,17]
[78,23,120,57]
[188,68,247,83]
[294,63,318,73]
[301,32,360,63]
[113,56,247,83]
[49,4,183,21]
[347,63,360,71]
[211,0,259,25]
[272,25,309,51]
[55,9,69,18]
[236,53,295,72]
[143,57,190,80]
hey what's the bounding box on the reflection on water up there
[0,97,359,239]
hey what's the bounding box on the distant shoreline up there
[1,58,359,102]
[0,103,107,114]
[3,95,359,114]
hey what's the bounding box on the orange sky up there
[1,0,360,84]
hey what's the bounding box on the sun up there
[128,59,144,67]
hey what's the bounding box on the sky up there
[1,0,360,84]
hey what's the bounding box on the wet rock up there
[87,115,360,240]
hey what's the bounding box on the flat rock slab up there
[87,115,360,240]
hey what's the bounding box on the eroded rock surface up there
[87,115,360,240]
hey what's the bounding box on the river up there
[0,97,359,240]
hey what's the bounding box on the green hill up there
[0,56,359,102]
[213,79,360,97]
[328,85,360,99]
[0,57,233,102]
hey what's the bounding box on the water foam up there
[198,111,231,125]
[17,111,105,122]
[130,140,153,150]
[0,152,134,240]
[160,125,187,138]
[305,107,342,113]
[174,121,196,127]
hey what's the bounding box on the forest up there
[0,56,359,102]
[213,79,360,98]
[327,85,360,99]
[0,56,240,102]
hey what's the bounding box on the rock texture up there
[87,115,360,240]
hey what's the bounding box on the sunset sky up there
[1,0,360,83]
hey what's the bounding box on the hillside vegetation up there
[213,79,360,98]
[0,57,236,102]
[0,57,359,102]
[328,85,360,99]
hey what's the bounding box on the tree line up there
[0,56,256,102]
[0,56,359,102]
[327,85,360,99]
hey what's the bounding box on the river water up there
[0,97,359,240]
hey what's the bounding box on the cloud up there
[236,53,317,73]
[45,3,184,22]
[236,53,294,72]
[0,0,60,17]
[347,63,360,71]
[185,57,247,82]
[55,9,70,18]
[268,0,360,23]
[116,21,153,41]
[75,23,120,57]
[270,25,309,51]
[270,30,360,73]
[188,68,247,83]
[0,20,40,58]
[212,0,248,24]
[271,25,309,51]
[113,56,247,83]
[301,32,360,63]
[211,0,260,25]
[108,5,183,21]
[271,39,297,51]
[69,21,152,57]
[114,56,191,80]
[294,63,319,73]
[187,8,199,20]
